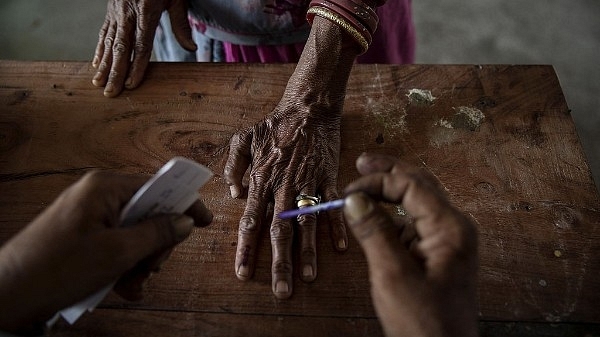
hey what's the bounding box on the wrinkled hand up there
[0,171,212,333]
[92,0,196,97]
[343,153,479,337]
[224,101,348,299]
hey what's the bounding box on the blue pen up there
[278,198,346,219]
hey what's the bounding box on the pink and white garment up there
[154,0,415,64]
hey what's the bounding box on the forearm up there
[280,16,360,116]
[280,0,388,113]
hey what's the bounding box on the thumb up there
[167,0,197,51]
[224,130,253,198]
[119,214,194,263]
[343,193,413,273]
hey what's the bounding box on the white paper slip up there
[49,157,213,326]
[119,157,213,227]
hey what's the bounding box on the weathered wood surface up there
[1,61,599,336]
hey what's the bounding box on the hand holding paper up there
[0,158,213,333]
[53,157,213,325]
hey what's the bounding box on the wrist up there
[279,15,358,118]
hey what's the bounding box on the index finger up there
[234,174,269,281]
[92,18,110,68]
[104,23,136,97]
[125,8,164,90]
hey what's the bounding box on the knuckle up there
[252,168,272,184]
[104,36,114,48]
[301,247,316,261]
[272,261,292,274]
[238,216,259,235]
[270,222,293,239]
[133,41,151,55]
[108,70,122,82]
[297,214,317,228]
[223,163,238,181]
[97,58,111,71]
[113,40,129,54]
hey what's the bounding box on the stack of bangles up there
[306,0,380,54]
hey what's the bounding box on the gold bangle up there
[307,6,369,54]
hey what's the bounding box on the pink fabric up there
[359,3,416,64]
[223,0,415,64]
[224,42,306,63]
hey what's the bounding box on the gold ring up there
[296,194,321,208]
[297,199,318,208]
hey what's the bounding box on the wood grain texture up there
[1,61,599,336]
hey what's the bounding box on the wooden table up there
[1,61,599,336]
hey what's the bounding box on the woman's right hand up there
[92,0,197,97]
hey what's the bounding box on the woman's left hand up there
[224,13,359,299]
[225,100,348,299]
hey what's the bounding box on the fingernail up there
[344,193,374,223]
[172,215,194,241]
[230,185,240,198]
[125,77,133,88]
[92,72,102,86]
[303,265,314,278]
[92,57,99,67]
[275,280,289,294]
[338,238,347,250]
[237,265,249,278]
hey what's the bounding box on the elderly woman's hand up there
[224,16,358,299]
[92,0,196,97]
[225,98,347,299]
